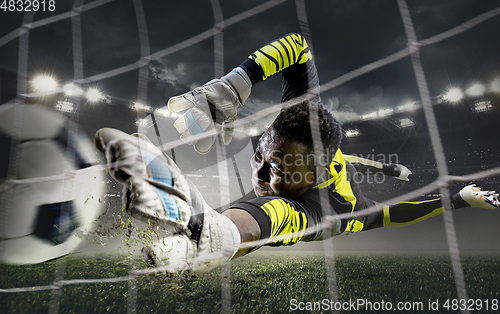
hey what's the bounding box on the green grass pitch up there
[1,254,499,313]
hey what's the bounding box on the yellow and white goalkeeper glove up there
[167,67,252,154]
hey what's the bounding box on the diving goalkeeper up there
[94,33,499,275]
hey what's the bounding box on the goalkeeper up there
[94,33,499,275]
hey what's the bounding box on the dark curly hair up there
[270,100,342,169]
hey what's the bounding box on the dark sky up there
[1,0,500,255]
[1,0,499,119]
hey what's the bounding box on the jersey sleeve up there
[239,33,321,102]
[230,195,322,246]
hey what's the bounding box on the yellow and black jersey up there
[230,33,378,246]
[231,148,379,246]
[229,33,452,248]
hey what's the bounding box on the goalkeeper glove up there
[167,67,252,154]
[94,127,197,232]
[457,184,499,209]
[94,128,241,275]
[391,164,412,181]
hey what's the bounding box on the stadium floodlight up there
[474,100,493,112]
[399,118,414,128]
[32,75,58,92]
[130,102,153,113]
[466,83,485,97]
[134,118,149,128]
[345,129,360,137]
[444,88,463,102]
[491,77,500,93]
[155,108,171,117]
[248,128,261,136]
[55,100,74,113]
[397,102,417,112]
[377,108,393,117]
[63,83,83,96]
[86,88,103,102]
[361,112,377,120]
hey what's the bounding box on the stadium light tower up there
[32,75,58,92]
[466,83,485,97]
[86,88,103,102]
[444,88,463,102]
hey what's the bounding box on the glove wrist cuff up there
[223,67,252,105]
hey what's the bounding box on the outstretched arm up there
[167,33,319,154]
[343,154,412,181]
[370,184,499,229]
[239,33,319,102]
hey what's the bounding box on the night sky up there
[1,0,500,255]
[2,1,499,116]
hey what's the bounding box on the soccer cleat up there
[459,184,499,209]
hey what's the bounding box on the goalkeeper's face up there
[251,129,316,198]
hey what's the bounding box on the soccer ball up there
[0,103,105,264]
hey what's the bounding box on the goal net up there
[1,0,500,313]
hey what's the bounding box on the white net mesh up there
[1,1,500,313]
